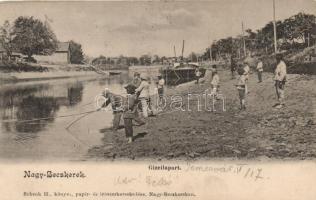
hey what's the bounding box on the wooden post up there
[273,0,278,53]
[242,22,246,57]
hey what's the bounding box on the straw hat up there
[140,73,148,80]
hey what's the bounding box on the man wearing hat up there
[132,72,141,88]
[135,73,150,118]
[100,88,124,131]
[123,84,145,143]
[274,53,287,108]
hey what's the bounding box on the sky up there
[0,0,315,57]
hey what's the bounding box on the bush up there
[0,61,48,72]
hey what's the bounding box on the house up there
[33,42,70,64]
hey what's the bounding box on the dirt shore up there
[88,69,316,161]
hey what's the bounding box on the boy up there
[256,58,263,83]
[210,67,220,98]
[274,53,287,108]
[135,73,150,118]
[123,84,145,143]
[157,75,165,104]
[243,61,250,94]
[236,67,247,110]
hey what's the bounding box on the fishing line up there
[0,110,98,123]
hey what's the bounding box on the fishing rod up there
[0,110,98,123]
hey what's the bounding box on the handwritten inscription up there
[114,175,175,187]
[184,163,266,181]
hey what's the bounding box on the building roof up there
[56,42,70,52]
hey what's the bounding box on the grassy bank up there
[87,69,316,161]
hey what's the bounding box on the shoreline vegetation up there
[0,62,131,84]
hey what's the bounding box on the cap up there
[140,73,148,80]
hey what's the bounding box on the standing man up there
[195,67,202,84]
[123,84,146,143]
[274,53,287,108]
[136,73,150,118]
[256,58,264,83]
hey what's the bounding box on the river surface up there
[0,69,160,161]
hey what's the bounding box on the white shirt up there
[256,61,263,72]
[195,69,201,77]
[157,79,165,89]
[274,61,287,81]
[211,74,219,86]
[136,80,150,98]
[243,65,250,75]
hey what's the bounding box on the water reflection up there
[15,96,60,139]
[0,69,161,160]
[67,83,83,106]
[0,82,84,136]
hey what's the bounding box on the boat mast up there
[242,22,246,57]
[173,45,177,61]
[181,40,185,61]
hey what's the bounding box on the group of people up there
[234,53,287,110]
[101,53,287,143]
[100,72,165,143]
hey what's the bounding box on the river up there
[0,69,161,161]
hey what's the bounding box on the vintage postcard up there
[0,0,315,199]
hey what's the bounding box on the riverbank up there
[0,71,105,84]
[88,69,316,161]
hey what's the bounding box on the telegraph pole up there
[242,22,246,57]
[209,45,212,62]
[273,0,278,53]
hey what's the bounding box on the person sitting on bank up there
[256,57,263,83]
[135,73,150,118]
[100,88,124,131]
[274,53,287,108]
[123,84,146,143]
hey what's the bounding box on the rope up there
[0,110,98,123]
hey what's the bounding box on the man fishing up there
[99,88,124,131]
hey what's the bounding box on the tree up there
[139,54,151,65]
[12,16,57,58]
[0,20,14,60]
[69,40,84,64]
[188,52,198,62]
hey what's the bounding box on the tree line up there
[0,16,84,64]
[202,12,316,60]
